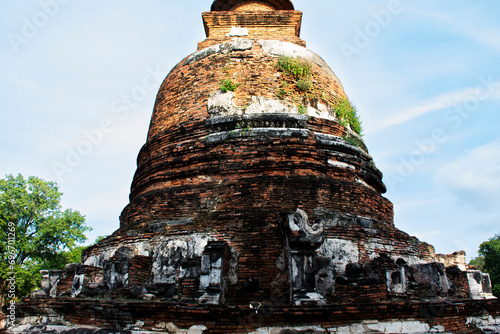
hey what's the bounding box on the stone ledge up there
[11,299,500,334]
[206,113,308,132]
[205,128,309,143]
[314,133,371,158]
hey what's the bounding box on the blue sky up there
[1,0,499,259]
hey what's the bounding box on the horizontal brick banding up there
[17,299,500,333]
[200,11,304,49]
[123,174,393,228]
[124,129,393,226]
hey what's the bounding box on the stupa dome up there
[123,36,389,227]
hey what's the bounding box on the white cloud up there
[384,87,476,127]
[465,27,500,53]
[435,139,500,211]
[12,75,41,96]
[409,7,500,54]
[379,81,500,128]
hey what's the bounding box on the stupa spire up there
[200,0,303,49]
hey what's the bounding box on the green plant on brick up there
[277,56,312,80]
[236,121,252,135]
[334,96,363,136]
[276,56,324,102]
[220,79,239,93]
[343,134,361,148]
[296,79,312,92]
[298,104,307,115]
[275,89,287,100]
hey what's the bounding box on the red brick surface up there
[16,298,500,333]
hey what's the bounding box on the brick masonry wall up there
[15,298,500,333]
[334,284,389,304]
[147,42,342,141]
[77,36,440,306]
[200,11,304,49]
[129,255,153,287]
[124,131,393,224]
[55,265,104,296]
[82,201,434,305]
[129,40,385,224]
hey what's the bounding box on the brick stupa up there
[10,1,500,333]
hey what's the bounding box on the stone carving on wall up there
[103,247,133,290]
[288,208,324,247]
[71,265,86,298]
[40,269,63,298]
[198,241,229,305]
[286,209,328,305]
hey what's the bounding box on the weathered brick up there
[13,2,498,334]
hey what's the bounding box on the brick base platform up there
[2,298,497,333]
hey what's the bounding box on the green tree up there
[478,235,500,297]
[0,174,90,307]
[468,255,485,271]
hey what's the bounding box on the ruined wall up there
[436,251,467,271]
[13,298,500,333]
[80,206,439,306]
[72,6,475,311]
[97,39,406,304]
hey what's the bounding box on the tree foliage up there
[0,174,90,305]
[468,255,485,271]
[478,235,500,297]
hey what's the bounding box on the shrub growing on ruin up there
[333,96,363,136]
[220,78,239,93]
[297,79,313,92]
[277,56,312,79]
